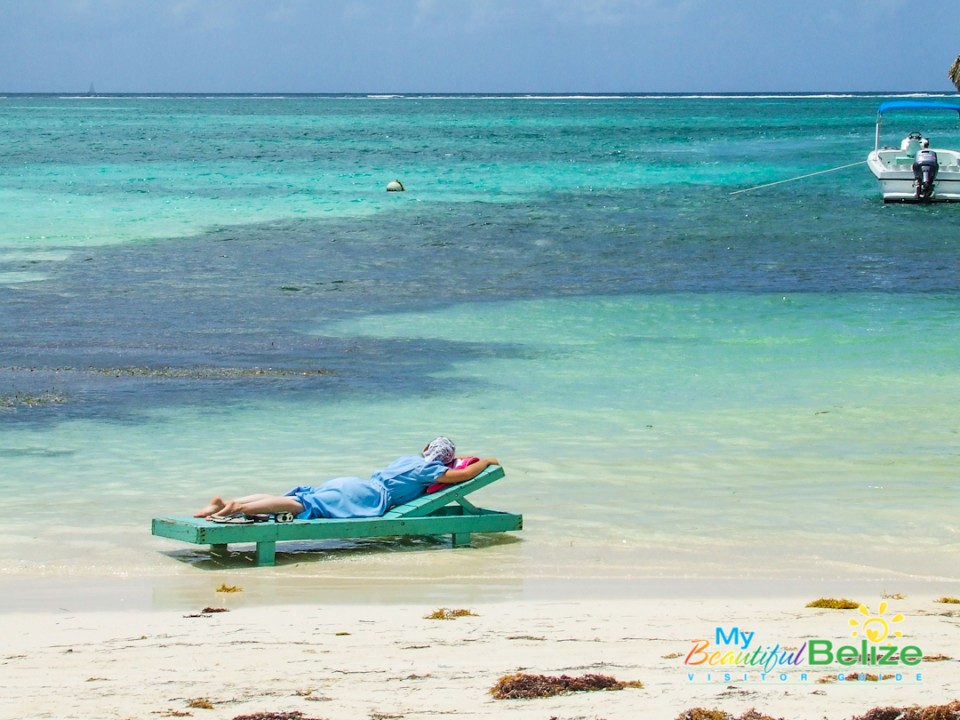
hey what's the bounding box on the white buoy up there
[386,179,405,192]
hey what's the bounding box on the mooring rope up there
[729,160,867,195]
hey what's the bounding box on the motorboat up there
[867,100,960,202]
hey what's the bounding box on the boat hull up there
[868,148,960,203]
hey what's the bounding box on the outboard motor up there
[913,148,939,201]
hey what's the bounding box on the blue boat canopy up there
[878,100,960,116]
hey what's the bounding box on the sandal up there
[209,513,255,525]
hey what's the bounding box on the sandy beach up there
[3,592,958,720]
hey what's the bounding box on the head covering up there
[422,436,456,465]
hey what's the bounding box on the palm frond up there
[949,54,960,92]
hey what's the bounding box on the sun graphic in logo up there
[849,602,905,643]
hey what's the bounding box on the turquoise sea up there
[1,94,958,607]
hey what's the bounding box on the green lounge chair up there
[151,465,521,566]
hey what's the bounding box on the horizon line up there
[2,89,957,98]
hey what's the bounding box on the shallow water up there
[1,94,958,599]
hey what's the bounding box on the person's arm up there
[434,457,500,484]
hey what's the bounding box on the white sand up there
[3,593,958,720]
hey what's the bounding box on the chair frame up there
[151,465,521,566]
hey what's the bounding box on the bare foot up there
[210,499,244,519]
[194,496,226,518]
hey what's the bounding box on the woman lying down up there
[193,436,500,522]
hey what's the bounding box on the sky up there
[1,0,959,94]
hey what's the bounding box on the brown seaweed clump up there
[184,607,232,618]
[216,583,242,593]
[676,709,783,720]
[805,597,860,609]
[850,700,960,720]
[935,596,960,604]
[490,672,642,699]
[818,672,903,685]
[232,713,326,720]
[675,703,960,720]
[424,607,477,620]
[675,710,734,720]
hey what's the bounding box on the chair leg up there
[256,541,277,566]
[455,497,481,514]
[451,532,472,547]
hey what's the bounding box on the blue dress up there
[284,456,450,520]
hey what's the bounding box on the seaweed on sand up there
[675,710,734,720]
[805,598,860,609]
[843,673,897,682]
[676,711,783,720]
[232,713,326,720]
[850,700,960,720]
[183,607,231,618]
[424,607,477,620]
[673,703,960,720]
[490,672,642,699]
